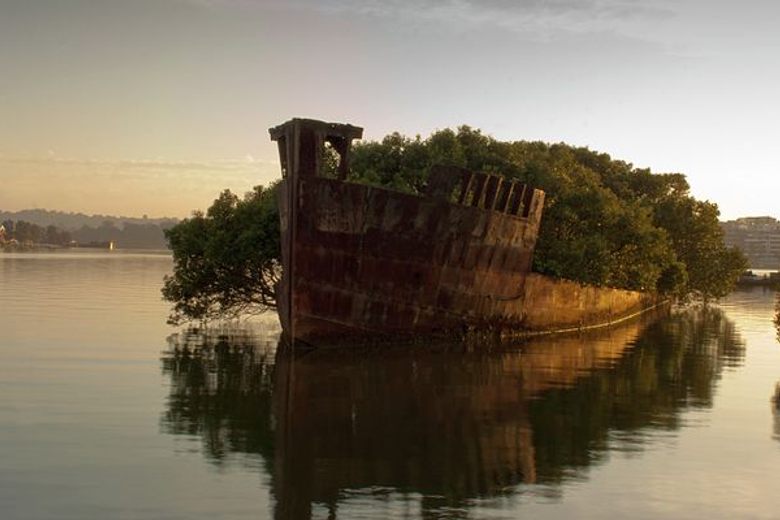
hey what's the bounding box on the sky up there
[1,0,778,219]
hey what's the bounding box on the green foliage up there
[348,133,433,193]
[652,197,746,300]
[348,126,745,299]
[162,184,280,325]
[164,126,745,323]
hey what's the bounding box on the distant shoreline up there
[0,245,171,255]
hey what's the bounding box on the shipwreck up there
[270,118,661,346]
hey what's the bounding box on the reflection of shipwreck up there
[270,118,659,346]
[160,306,743,519]
[271,323,645,519]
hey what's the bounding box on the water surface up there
[1,252,779,519]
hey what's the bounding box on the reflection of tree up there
[160,328,277,466]
[531,306,744,482]
[775,292,780,343]
[160,308,744,519]
[774,384,780,442]
[772,293,780,443]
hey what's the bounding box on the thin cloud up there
[0,156,279,174]
[323,0,676,37]
[177,0,676,38]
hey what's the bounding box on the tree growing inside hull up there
[162,127,745,323]
[346,126,745,299]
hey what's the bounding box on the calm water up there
[2,252,780,519]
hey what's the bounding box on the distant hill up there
[1,209,180,250]
[0,209,178,231]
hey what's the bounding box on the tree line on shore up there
[1,220,73,246]
[1,218,174,249]
[163,126,746,324]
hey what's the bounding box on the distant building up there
[721,216,780,269]
[0,224,5,243]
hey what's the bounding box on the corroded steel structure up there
[270,118,546,345]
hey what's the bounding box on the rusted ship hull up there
[271,118,662,346]
[277,173,545,344]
